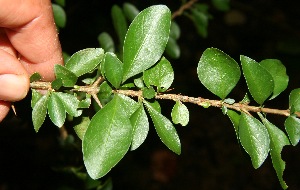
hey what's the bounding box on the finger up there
[3,0,63,81]
[0,49,29,102]
[0,100,10,122]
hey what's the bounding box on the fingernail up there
[0,74,29,102]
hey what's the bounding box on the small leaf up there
[111,5,128,47]
[222,105,228,115]
[130,104,149,150]
[263,118,289,189]
[143,57,174,92]
[144,100,181,154]
[289,88,300,112]
[197,48,241,99]
[123,2,140,22]
[51,78,63,90]
[83,95,133,179]
[147,100,161,113]
[78,95,91,109]
[223,98,235,105]
[284,116,300,146]
[56,92,80,117]
[165,37,180,59]
[169,21,180,40]
[240,93,250,104]
[239,113,270,169]
[65,48,104,77]
[142,87,156,99]
[98,32,115,53]
[74,117,90,140]
[116,94,139,116]
[32,93,50,132]
[30,72,41,82]
[54,64,78,87]
[98,81,112,100]
[259,59,289,99]
[31,89,42,108]
[227,109,240,141]
[123,5,171,82]
[171,101,189,126]
[134,77,144,88]
[241,55,274,105]
[191,8,209,38]
[52,4,66,28]
[104,53,123,88]
[212,0,230,11]
[48,92,66,128]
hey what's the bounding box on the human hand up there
[0,0,63,122]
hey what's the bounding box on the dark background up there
[1,0,300,189]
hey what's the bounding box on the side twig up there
[172,0,198,19]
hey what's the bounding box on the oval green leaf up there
[54,64,78,87]
[144,100,181,155]
[48,92,66,128]
[111,5,128,47]
[169,21,180,40]
[284,116,300,146]
[165,37,180,59]
[56,92,80,117]
[31,89,42,108]
[52,4,66,28]
[259,59,289,99]
[227,109,240,141]
[104,53,123,89]
[239,113,270,169]
[83,95,133,179]
[123,2,140,22]
[197,48,241,99]
[171,101,189,126]
[130,104,149,151]
[289,88,300,112]
[65,48,104,77]
[32,93,50,132]
[98,32,115,53]
[74,117,90,140]
[143,57,174,92]
[263,118,289,189]
[123,5,171,82]
[241,55,274,105]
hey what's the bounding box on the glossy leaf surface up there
[227,109,240,141]
[171,101,189,126]
[104,53,123,88]
[241,55,274,105]
[197,48,241,99]
[54,64,78,87]
[123,5,171,82]
[144,101,181,154]
[74,117,90,140]
[56,92,80,117]
[52,4,66,28]
[83,95,133,179]
[284,116,300,146]
[239,113,270,169]
[289,88,300,112]
[130,104,149,150]
[66,48,104,77]
[31,89,42,108]
[32,93,49,132]
[259,59,289,99]
[263,118,289,189]
[48,92,66,128]
[143,57,174,92]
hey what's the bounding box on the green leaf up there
[32,93,50,132]
[56,92,80,117]
[52,4,66,28]
[212,0,230,11]
[98,81,112,100]
[130,104,149,150]
[165,37,180,59]
[169,21,180,40]
[143,57,174,92]
[116,94,139,116]
[147,100,161,113]
[30,72,41,82]
[98,32,115,53]
[284,116,300,146]
[74,117,90,140]
[171,101,189,126]
[123,2,140,22]
[263,118,289,189]
[104,53,123,88]
[142,86,156,99]
[144,100,181,154]
[223,98,235,105]
[78,95,91,109]
[123,5,171,82]
[134,77,144,88]
[83,95,133,179]
[239,113,270,169]
[31,89,42,108]
[51,78,63,90]
[259,59,289,99]
[54,0,65,7]
[65,48,104,77]
[241,55,274,105]
[111,5,128,47]
[289,88,300,112]
[54,64,78,87]
[197,48,241,99]
[191,8,209,38]
[227,109,240,141]
[48,93,66,128]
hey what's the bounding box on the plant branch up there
[30,81,300,118]
[114,89,300,118]
[172,0,198,19]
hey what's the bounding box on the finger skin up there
[0,101,10,122]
